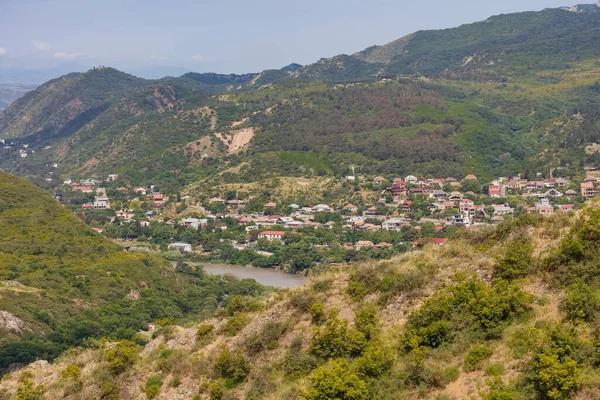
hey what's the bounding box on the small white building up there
[169,242,193,253]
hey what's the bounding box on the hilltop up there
[0,170,270,373]
[3,205,600,399]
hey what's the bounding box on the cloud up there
[32,40,51,50]
[191,55,204,62]
[54,51,82,59]
[0,48,6,56]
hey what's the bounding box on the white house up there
[382,218,408,231]
[169,242,193,253]
[258,231,285,241]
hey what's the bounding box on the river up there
[189,263,308,289]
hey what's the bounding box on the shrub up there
[310,303,326,326]
[346,281,368,302]
[494,239,532,280]
[223,295,261,316]
[562,279,597,323]
[354,304,378,340]
[16,376,44,400]
[355,340,394,378]
[481,377,521,400]
[303,359,370,400]
[531,351,579,400]
[289,290,316,312]
[99,382,120,400]
[223,314,250,336]
[209,379,226,400]
[103,340,139,375]
[145,375,163,399]
[441,366,460,384]
[464,344,494,372]
[245,321,288,355]
[196,324,215,340]
[213,348,250,384]
[309,314,349,359]
[485,363,505,376]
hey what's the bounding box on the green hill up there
[0,170,268,372]
[1,5,600,190]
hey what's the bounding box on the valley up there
[2,2,600,400]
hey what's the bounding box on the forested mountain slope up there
[1,5,600,190]
[3,207,600,399]
[0,170,269,372]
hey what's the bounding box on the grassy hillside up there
[4,205,600,399]
[0,170,270,372]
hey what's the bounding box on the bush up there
[531,351,579,400]
[289,290,316,312]
[283,337,318,379]
[494,239,532,280]
[355,340,394,377]
[145,375,163,399]
[99,382,120,400]
[310,303,326,326]
[196,324,215,340]
[562,279,597,323]
[223,295,261,316]
[303,359,370,400]
[464,344,494,372]
[213,348,250,384]
[346,281,368,302]
[223,314,250,336]
[16,375,44,400]
[245,321,288,355]
[209,379,226,400]
[485,363,505,376]
[103,340,139,375]
[354,304,378,340]
[309,314,349,359]
[441,366,460,384]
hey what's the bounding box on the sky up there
[0,0,580,77]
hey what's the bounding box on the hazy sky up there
[0,0,578,74]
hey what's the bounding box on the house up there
[536,198,554,215]
[451,214,466,225]
[488,185,502,198]
[544,189,563,198]
[286,220,304,229]
[107,174,119,182]
[277,216,295,225]
[264,202,277,209]
[139,220,150,227]
[448,192,463,202]
[405,175,418,184]
[135,187,147,195]
[324,221,337,229]
[168,242,193,253]
[382,218,407,231]
[93,196,110,210]
[401,201,412,213]
[96,187,107,195]
[565,189,578,198]
[493,205,514,215]
[258,231,285,241]
[463,174,478,181]
[459,199,474,213]
[181,218,208,230]
[558,204,575,212]
[555,178,569,188]
[73,185,93,193]
[375,242,393,249]
[343,204,358,214]
[364,206,378,216]
[151,193,165,204]
[389,179,408,197]
[373,176,386,184]
[430,238,447,246]
[581,182,597,198]
[312,204,333,213]
[92,228,105,233]
[82,202,93,209]
[355,241,374,250]
[227,199,247,209]
[116,210,130,220]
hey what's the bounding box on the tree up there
[303,359,370,400]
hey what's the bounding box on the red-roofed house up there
[258,231,285,241]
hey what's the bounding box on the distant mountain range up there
[1,4,600,189]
